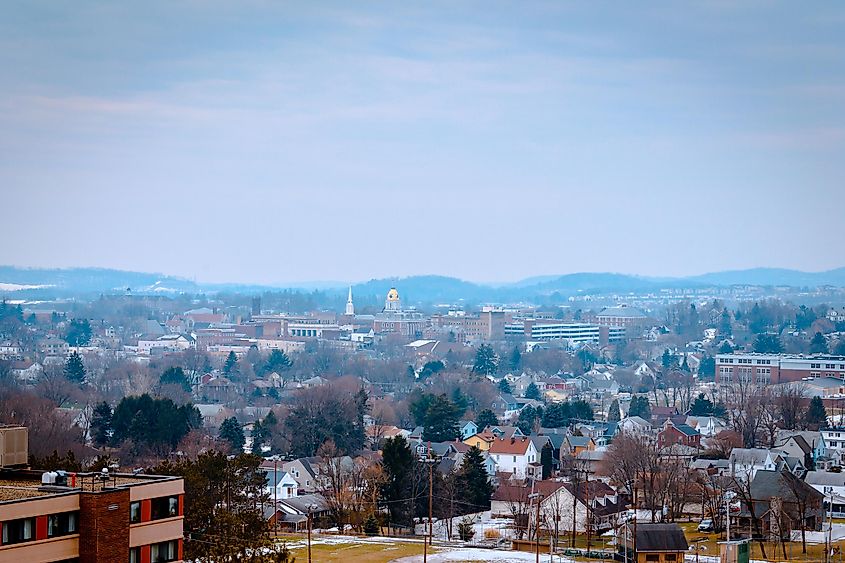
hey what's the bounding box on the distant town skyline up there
[2,2,843,284]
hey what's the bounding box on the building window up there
[130,501,141,523]
[666,556,678,562]
[130,547,141,563]
[645,555,660,562]
[151,539,179,563]
[151,496,179,520]
[48,511,79,537]
[1,517,35,545]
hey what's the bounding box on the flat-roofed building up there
[715,353,845,384]
[0,431,184,563]
[504,321,625,345]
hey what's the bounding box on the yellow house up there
[463,431,496,451]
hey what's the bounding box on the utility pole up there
[274,459,278,536]
[586,471,592,552]
[423,443,434,563]
[529,490,543,563]
[307,505,313,563]
[632,484,638,563]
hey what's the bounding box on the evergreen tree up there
[380,436,415,526]
[835,339,845,356]
[264,410,278,427]
[809,332,829,354]
[680,355,690,372]
[451,387,469,414]
[627,395,651,420]
[456,446,494,512]
[219,417,245,452]
[223,351,239,376]
[719,308,733,336]
[64,351,86,383]
[475,409,499,429]
[661,349,675,369]
[64,318,92,347]
[264,349,293,374]
[570,400,594,421]
[540,442,553,479]
[472,344,499,376]
[524,382,542,400]
[805,396,828,431]
[509,346,522,371]
[160,366,191,392]
[689,393,715,416]
[457,517,476,541]
[423,394,461,442]
[497,378,512,394]
[718,341,734,354]
[419,360,444,379]
[698,355,716,379]
[607,399,621,422]
[110,394,200,452]
[542,402,571,428]
[753,333,783,354]
[90,401,113,447]
[516,406,538,435]
[363,513,380,536]
[251,420,267,455]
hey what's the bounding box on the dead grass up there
[279,536,427,563]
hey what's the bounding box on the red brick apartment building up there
[0,426,184,563]
[716,353,845,384]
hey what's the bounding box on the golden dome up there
[386,288,400,301]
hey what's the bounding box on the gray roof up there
[750,470,822,503]
[805,471,845,487]
[729,448,772,465]
[278,493,329,514]
[597,305,647,319]
[635,523,688,552]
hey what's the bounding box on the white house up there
[265,470,299,500]
[617,416,652,436]
[488,437,538,478]
[729,448,779,481]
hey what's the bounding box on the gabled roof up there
[488,436,533,455]
[750,470,823,504]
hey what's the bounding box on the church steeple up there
[345,286,355,316]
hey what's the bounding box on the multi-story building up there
[715,353,845,384]
[593,305,648,328]
[430,309,507,342]
[504,321,625,345]
[373,288,426,339]
[0,426,184,563]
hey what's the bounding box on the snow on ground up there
[0,283,52,291]
[791,523,845,543]
[394,548,566,562]
[414,510,516,542]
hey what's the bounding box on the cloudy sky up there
[1,2,843,284]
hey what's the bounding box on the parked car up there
[698,518,714,532]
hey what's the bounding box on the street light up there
[689,542,707,563]
[307,503,318,563]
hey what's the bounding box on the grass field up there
[278,534,428,563]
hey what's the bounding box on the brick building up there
[0,427,184,563]
[715,353,845,384]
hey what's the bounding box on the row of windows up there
[129,540,180,563]
[0,511,78,545]
[130,496,179,523]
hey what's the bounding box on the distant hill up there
[1,265,844,301]
[687,267,845,287]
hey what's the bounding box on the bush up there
[363,513,380,536]
[484,528,501,540]
[458,517,476,542]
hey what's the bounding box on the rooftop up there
[0,469,179,504]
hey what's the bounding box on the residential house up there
[617,416,652,436]
[272,493,330,531]
[539,480,627,535]
[265,470,299,500]
[776,430,826,466]
[805,471,845,516]
[491,393,520,419]
[458,420,478,441]
[729,448,780,481]
[563,435,596,457]
[488,436,538,479]
[686,415,727,438]
[733,470,823,539]
[657,420,701,449]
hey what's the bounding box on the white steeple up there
[345,286,355,316]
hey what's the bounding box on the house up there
[277,458,319,494]
[686,415,727,438]
[776,430,826,466]
[805,471,845,516]
[774,434,814,470]
[650,405,680,426]
[265,470,299,500]
[491,393,520,419]
[464,431,495,451]
[729,448,779,481]
[657,420,701,449]
[9,360,42,382]
[563,435,596,457]
[459,420,478,441]
[488,436,538,479]
[538,479,627,535]
[733,470,823,539]
[617,522,688,563]
[617,416,652,436]
[490,479,567,521]
[273,493,331,531]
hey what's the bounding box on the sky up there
[1,1,843,285]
